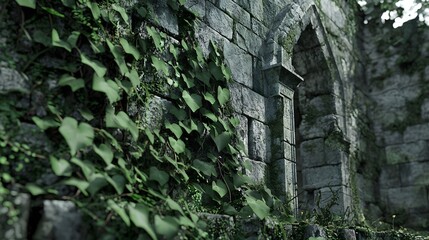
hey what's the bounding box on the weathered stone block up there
[356,174,376,203]
[404,123,429,143]
[319,0,346,28]
[271,139,292,161]
[244,158,267,184]
[224,41,253,88]
[385,141,429,165]
[0,67,30,94]
[228,81,243,113]
[339,229,357,240]
[399,161,429,187]
[382,130,403,145]
[33,201,82,240]
[236,114,249,155]
[235,23,263,56]
[386,186,428,210]
[421,98,429,120]
[302,165,342,190]
[147,0,178,35]
[242,87,266,122]
[194,20,227,57]
[234,0,263,21]
[136,96,168,130]
[218,0,251,28]
[364,203,383,222]
[184,0,205,18]
[300,138,325,168]
[314,185,352,214]
[269,159,296,203]
[299,114,342,140]
[251,17,268,38]
[205,2,233,39]
[249,119,270,162]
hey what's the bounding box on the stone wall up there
[3,0,429,237]
[183,0,364,215]
[364,20,429,229]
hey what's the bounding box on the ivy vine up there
[0,0,288,238]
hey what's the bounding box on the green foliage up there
[0,0,285,238]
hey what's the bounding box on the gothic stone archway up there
[261,3,352,216]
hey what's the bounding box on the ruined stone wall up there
[8,0,428,238]
[364,21,429,229]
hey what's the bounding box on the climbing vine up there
[0,0,287,238]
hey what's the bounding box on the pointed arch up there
[261,3,351,215]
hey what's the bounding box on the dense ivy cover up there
[0,0,288,238]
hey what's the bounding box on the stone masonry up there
[2,0,429,238]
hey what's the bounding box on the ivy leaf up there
[79,108,94,121]
[168,137,185,154]
[52,29,71,52]
[166,198,184,215]
[144,129,154,144]
[245,195,270,219]
[182,90,202,112]
[92,74,120,104]
[107,40,128,75]
[25,183,45,195]
[168,105,186,121]
[120,38,140,60]
[105,107,139,141]
[15,0,35,9]
[63,178,89,196]
[86,173,108,196]
[125,69,140,88]
[93,144,114,165]
[61,0,75,8]
[165,122,183,139]
[233,174,251,188]
[108,200,130,227]
[169,44,179,60]
[59,117,94,156]
[81,53,107,77]
[201,108,218,122]
[105,174,125,194]
[50,156,72,177]
[181,74,194,88]
[32,116,60,130]
[86,2,100,20]
[149,167,169,186]
[151,56,169,76]
[70,158,95,180]
[221,64,232,81]
[33,30,51,47]
[154,215,179,239]
[147,26,162,50]
[212,180,228,198]
[129,204,158,240]
[212,131,232,152]
[42,6,64,17]
[196,71,211,86]
[192,160,217,177]
[203,92,216,104]
[112,4,129,24]
[58,74,85,92]
[209,62,223,81]
[217,86,230,106]
[67,31,80,48]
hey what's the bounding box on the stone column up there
[264,64,303,216]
